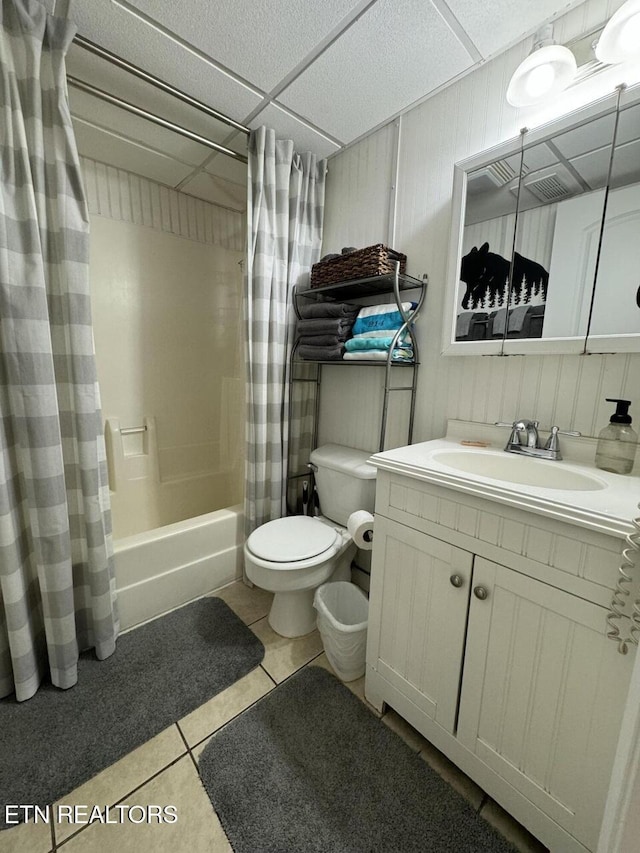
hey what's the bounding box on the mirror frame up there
[442,84,640,357]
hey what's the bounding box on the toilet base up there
[267,556,352,638]
[268,588,317,637]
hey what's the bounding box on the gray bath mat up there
[0,596,264,830]
[200,666,516,853]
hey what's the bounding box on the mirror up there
[444,83,640,355]
[455,149,522,344]
[587,93,640,348]
[507,111,615,343]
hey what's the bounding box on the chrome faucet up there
[517,419,539,448]
[495,419,581,460]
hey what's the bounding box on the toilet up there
[244,444,376,638]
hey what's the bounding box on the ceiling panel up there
[521,144,559,173]
[70,2,263,123]
[69,88,213,167]
[443,0,586,59]
[66,44,240,146]
[203,151,248,187]
[609,139,640,189]
[62,0,602,206]
[72,119,195,187]
[553,113,618,160]
[569,147,614,189]
[179,172,246,211]
[225,132,251,156]
[278,0,474,143]
[123,0,367,90]
[250,104,342,159]
[616,101,640,148]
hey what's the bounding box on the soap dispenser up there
[595,399,638,475]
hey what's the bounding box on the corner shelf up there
[288,263,427,465]
[293,270,425,305]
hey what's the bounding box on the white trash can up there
[313,581,369,682]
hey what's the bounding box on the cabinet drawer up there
[457,557,634,851]
[375,470,632,608]
[367,516,472,735]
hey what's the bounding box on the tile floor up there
[0,581,548,853]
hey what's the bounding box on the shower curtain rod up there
[70,35,249,163]
[67,76,249,164]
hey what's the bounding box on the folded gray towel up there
[507,304,531,333]
[297,317,356,335]
[455,311,473,338]
[297,344,344,361]
[298,302,360,320]
[298,333,351,346]
[492,308,508,336]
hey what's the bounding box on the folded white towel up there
[343,348,414,362]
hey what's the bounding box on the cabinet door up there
[457,557,633,851]
[367,516,472,734]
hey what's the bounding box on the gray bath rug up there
[199,666,516,853]
[0,596,264,830]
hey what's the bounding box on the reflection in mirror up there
[454,150,522,342]
[589,97,640,339]
[508,111,616,340]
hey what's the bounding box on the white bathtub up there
[114,504,244,630]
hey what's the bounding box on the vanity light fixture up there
[506,24,577,107]
[595,0,640,65]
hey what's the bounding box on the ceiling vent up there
[522,172,572,201]
[468,159,530,194]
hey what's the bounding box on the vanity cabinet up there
[366,470,634,853]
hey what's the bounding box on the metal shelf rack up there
[288,263,427,474]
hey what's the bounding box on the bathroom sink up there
[432,450,606,492]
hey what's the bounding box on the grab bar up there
[120,425,147,435]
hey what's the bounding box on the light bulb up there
[596,0,640,64]
[525,64,556,98]
[619,12,640,54]
[506,39,577,107]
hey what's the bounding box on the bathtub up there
[114,504,244,631]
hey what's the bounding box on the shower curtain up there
[0,0,118,702]
[245,127,327,540]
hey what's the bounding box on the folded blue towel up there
[352,302,416,336]
[344,335,411,352]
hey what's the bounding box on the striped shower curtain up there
[0,0,118,702]
[244,127,327,541]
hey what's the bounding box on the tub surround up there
[115,506,244,631]
[87,165,245,540]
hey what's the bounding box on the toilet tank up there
[309,444,376,526]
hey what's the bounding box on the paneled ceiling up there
[63,0,588,210]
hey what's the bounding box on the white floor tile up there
[61,757,230,852]
[54,726,186,844]
[0,817,51,853]
[179,667,273,747]
[250,617,323,683]
[212,581,273,626]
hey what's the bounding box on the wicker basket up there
[310,244,407,288]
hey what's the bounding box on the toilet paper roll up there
[347,510,375,551]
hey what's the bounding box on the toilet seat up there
[246,516,339,563]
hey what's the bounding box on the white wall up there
[320,0,640,452]
[84,158,246,538]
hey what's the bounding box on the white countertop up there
[370,422,640,539]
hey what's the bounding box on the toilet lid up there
[247,517,339,563]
